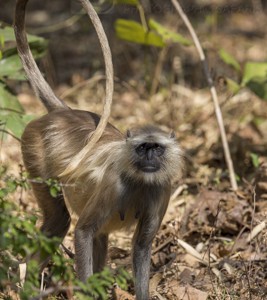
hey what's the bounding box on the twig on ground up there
[60,75,105,99]
[61,243,75,259]
[170,184,187,202]
[152,236,173,255]
[170,0,237,191]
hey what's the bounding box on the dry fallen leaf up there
[150,273,163,295]
[246,221,266,243]
[113,284,135,300]
[169,284,208,300]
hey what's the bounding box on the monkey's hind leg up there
[93,234,108,273]
[30,181,71,269]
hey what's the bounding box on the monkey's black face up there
[134,143,165,173]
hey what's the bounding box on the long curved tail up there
[14,0,68,112]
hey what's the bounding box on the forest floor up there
[1,1,267,299]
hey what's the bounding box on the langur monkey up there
[14,0,184,299]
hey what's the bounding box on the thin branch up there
[150,46,169,97]
[59,75,105,99]
[0,129,21,142]
[137,2,148,31]
[31,9,85,35]
[60,243,75,259]
[0,107,23,114]
[170,0,237,191]
[60,0,114,177]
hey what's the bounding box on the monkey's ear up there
[126,130,132,139]
[170,130,176,139]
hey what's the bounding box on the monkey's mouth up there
[134,161,160,173]
[140,165,160,173]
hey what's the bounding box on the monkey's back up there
[21,109,123,178]
[21,109,125,220]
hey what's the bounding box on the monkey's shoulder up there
[22,109,123,158]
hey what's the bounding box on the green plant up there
[0,168,131,299]
[75,268,132,300]
[114,1,191,48]
[0,22,47,139]
[219,48,267,100]
[250,152,260,168]
[0,168,59,298]
[113,1,191,96]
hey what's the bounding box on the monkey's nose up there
[147,149,153,160]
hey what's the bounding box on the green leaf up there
[0,82,24,112]
[0,23,47,80]
[219,49,241,72]
[0,34,4,47]
[21,114,36,124]
[241,62,267,100]
[0,83,36,138]
[114,0,138,5]
[0,53,26,80]
[49,186,59,198]
[7,181,17,193]
[0,23,45,44]
[115,19,165,48]
[250,152,260,168]
[4,113,27,138]
[0,25,17,42]
[0,188,8,198]
[241,62,267,86]
[252,116,265,126]
[149,19,191,46]
[225,77,241,94]
[0,42,48,80]
[246,77,267,100]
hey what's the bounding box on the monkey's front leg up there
[133,215,163,300]
[133,242,152,300]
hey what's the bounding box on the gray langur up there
[14,0,184,299]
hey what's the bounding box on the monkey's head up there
[119,125,184,184]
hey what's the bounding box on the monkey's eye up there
[136,144,146,156]
[153,144,165,156]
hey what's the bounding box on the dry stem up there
[170,0,237,191]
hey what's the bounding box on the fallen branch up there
[170,0,237,191]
